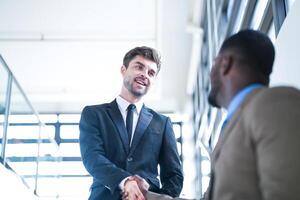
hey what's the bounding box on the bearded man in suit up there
[79,46,183,200]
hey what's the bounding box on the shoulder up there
[247,86,300,111]
[83,103,110,110]
[243,86,300,137]
[253,86,300,103]
[143,106,169,121]
[80,103,114,125]
[81,102,113,116]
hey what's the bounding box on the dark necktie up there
[126,104,136,145]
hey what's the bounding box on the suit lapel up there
[212,110,239,161]
[208,88,263,200]
[129,106,153,155]
[107,99,130,155]
[212,88,263,161]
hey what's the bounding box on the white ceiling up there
[0,0,194,114]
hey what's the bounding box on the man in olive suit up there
[146,30,300,200]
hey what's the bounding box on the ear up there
[120,65,126,76]
[220,54,233,75]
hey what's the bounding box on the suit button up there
[127,157,133,162]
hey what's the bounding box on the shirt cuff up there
[119,177,130,191]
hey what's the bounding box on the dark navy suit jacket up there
[79,100,183,200]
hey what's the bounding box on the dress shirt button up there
[127,157,133,162]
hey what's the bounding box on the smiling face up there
[121,55,158,100]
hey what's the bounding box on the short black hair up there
[123,46,161,74]
[220,29,275,78]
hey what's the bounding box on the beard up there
[208,89,220,108]
[208,65,222,108]
[208,76,222,108]
[123,76,148,97]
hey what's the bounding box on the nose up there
[139,70,148,79]
[138,72,149,85]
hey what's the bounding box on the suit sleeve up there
[158,117,184,197]
[79,106,131,193]
[250,92,300,200]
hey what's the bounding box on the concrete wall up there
[271,0,300,88]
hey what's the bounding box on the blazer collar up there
[206,88,264,200]
[212,87,264,161]
[129,105,153,155]
[107,100,153,155]
[116,95,144,115]
[107,99,130,154]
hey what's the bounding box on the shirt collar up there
[226,83,263,120]
[116,95,143,114]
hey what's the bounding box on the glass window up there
[202,176,210,194]
[60,125,79,139]
[37,162,60,175]
[0,126,3,138]
[58,114,80,123]
[8,114,39,123]
[7,125,40,139]
[226,0,236,20]
[181,158,197,197]
[39,143,59,157]
[268,20,276,43]
[40,125,55,139]
[232,0,249,33]
[35,177,60,197]
[0,114,4,123]
[8,162,37,176]
[286,0,296,12]
[201,160,211,176]
[39,114,58,123]
[59,161,89,175]
[59,143,80,157]
[250,0,270,29]
[0,58,8,113]
[57,177,92,197]
[172,123,182,139]
[177,142,182,156]
[6,143,38,157]
[0,60,9,157]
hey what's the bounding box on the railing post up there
[1,71,13,164]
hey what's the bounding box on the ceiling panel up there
[0,0,156,37]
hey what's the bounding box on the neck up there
[224,79,264,109]
[120,88,142,104]
[119,94,141,104]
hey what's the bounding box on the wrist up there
[124,178,136,187]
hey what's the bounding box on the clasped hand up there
[122,175,150,200]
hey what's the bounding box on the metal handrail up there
[0,54,59,197]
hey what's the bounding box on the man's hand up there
[131,175,150,195]
[122,178,145,200]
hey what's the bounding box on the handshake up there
[122,175,150,200]
[121,175,188,200]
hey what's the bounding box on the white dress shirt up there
[116,95,144,190]
[116,95,143,146]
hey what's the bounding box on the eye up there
[148,70,156,77]
[135,64,144,70]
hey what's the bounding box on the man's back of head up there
[220,29,275,85]
[208,29,276,108]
